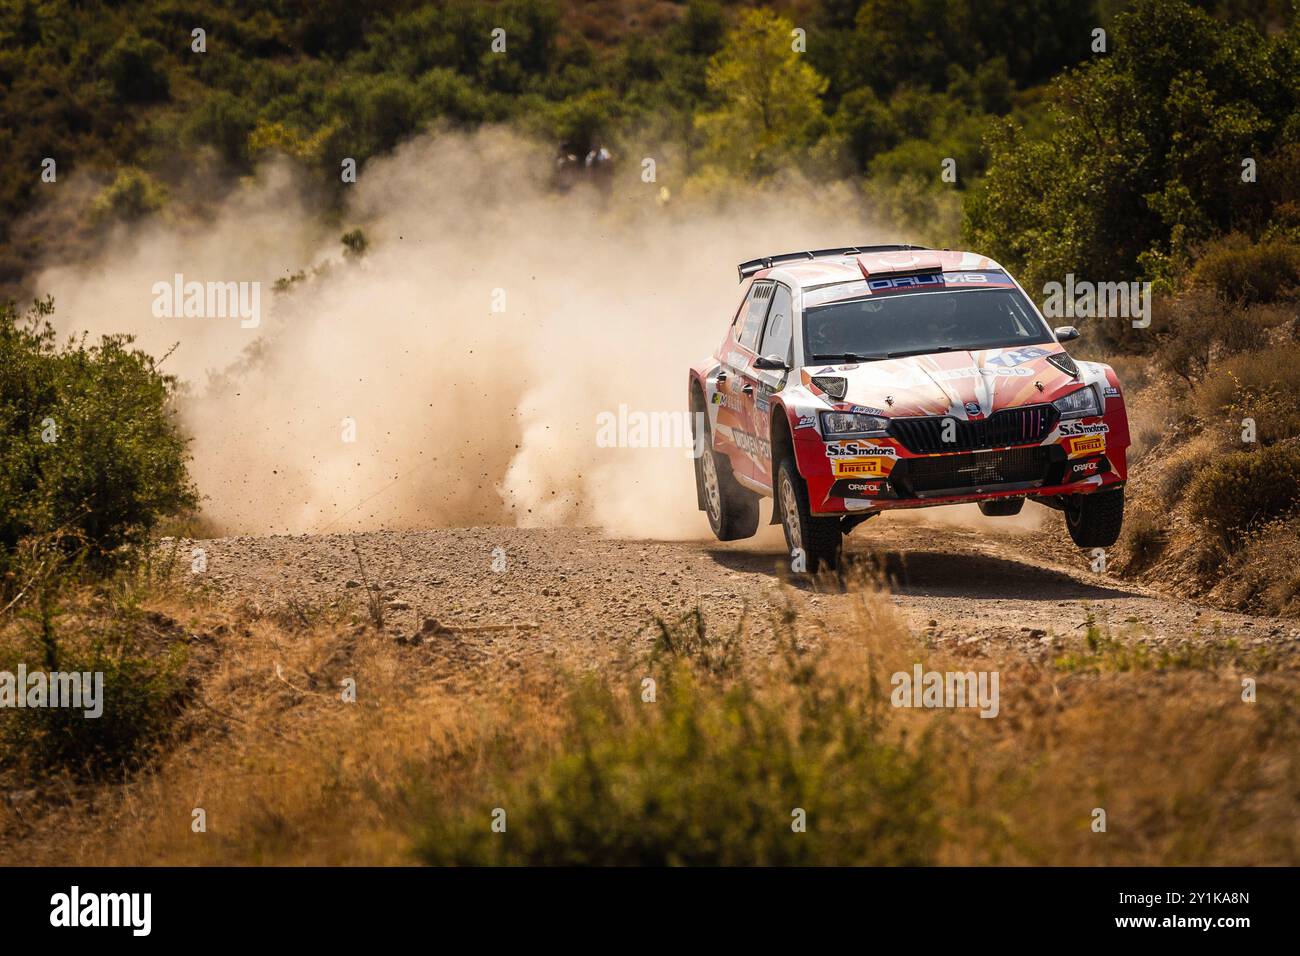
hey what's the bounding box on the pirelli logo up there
[832,457,893,477]
[1067,434,1106,457]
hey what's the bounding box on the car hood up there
[805,346,1082,418]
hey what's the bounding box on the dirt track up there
[184,515,1300,672]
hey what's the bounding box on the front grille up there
[898,446,1053,494]
[888,405,1058,454]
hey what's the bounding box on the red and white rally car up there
[688,245,1129,571]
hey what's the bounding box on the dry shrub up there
[1153,290,1272,387]
[1190,234,1300,305]
[1118,500,1167,571]
[1184,443,1300,549]
[1194,343,1300,444]
[1209,514,1300,617]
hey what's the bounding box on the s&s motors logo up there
[825,441,897,458]
[1058,421,1109,437]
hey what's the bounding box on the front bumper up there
[796,423,1128,516]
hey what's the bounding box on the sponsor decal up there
[865,272,1005,292]
[1066,455,1108,479]
[825,440,898,458]
[832,457,893,478]
[732,431,771,461]
[1104,385,1120,398]
[889,365,1032,385]
[984,346,1051,368]
[831,478,885,498]
[711,390,742,411]
[1058,421,1110,437]
[1066,434,1106,457]
[795,413,818,430]
[800,272,1013,308]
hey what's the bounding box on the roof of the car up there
[759,248,1007,288]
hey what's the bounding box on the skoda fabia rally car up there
[688,245,1128,571]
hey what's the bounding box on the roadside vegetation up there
[2,571,1293,866]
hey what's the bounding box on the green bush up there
[0,299,197,576]
[0,630,187,782]
[412,621,942,865]
[1185,444,1300,548]
[89,167,168,224]
[103,32,170,104]
[183,91,256,166]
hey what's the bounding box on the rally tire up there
[696,419,760,541]
[1064,488,1124,548]
[776,457,842,572]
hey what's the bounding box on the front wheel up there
[776,457,842,572]
[1064,488,1124,548]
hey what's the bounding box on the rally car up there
[688,245,1129,571]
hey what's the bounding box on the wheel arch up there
[768,401,796,524]
[689,375,708,511]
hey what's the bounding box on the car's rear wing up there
[737,244,929,282]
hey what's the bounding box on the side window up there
[738,282,773,351]
[759,285,793,362]
[729,280,754,332]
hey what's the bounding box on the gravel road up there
[181,516,1299,675]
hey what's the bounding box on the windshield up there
[803,287,1052,361]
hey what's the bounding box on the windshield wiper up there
[881,346,963,359]
[811,351,888,363]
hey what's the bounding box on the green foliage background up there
[2,0,1291,291]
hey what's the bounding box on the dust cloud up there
[35,127,889,538]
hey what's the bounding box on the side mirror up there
[1054,325,1080,343]
[753,354,789,371]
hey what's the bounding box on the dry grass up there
[1,566,1296,866]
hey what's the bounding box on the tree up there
[694,9,828,178]
[964,0,1296,293]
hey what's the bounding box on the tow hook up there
[841,513,878,535]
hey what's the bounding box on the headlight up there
[1052,386,1101,419]
[821,411,889,435]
